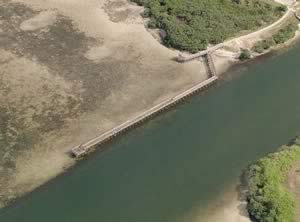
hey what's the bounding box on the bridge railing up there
[71,76,218,158]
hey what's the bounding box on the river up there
[1,45,300,222]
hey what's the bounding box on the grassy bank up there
[245,141,300,222]
[252,19,299,54]
[134,0,285,53]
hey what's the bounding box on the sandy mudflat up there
[183,183,251,222]
[0,0,234,207]
[0,0,294,211]
[200,192,251,222]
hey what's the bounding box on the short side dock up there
[177,43,224,62]
[71,75,218,157]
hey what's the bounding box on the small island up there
[245,137,300,221]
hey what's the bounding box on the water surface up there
[1,46,300,222]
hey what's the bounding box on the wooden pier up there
[72,41,221,158]
[176,43,224,62]
[204,53,217,78]
[71,75,218,158]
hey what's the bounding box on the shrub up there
[252,42,265,53]
[239,49,251,60]
[147,18,157,28]
[132,0,284,53]
[277,5,288,13]
[264,38,276,48]
[252,39,275,53]
[252,21,298,54]
[142,8,151,18]
[245,145,300,222]
[273,22,298,44]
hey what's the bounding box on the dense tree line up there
[134,0,286,53]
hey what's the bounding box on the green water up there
[1,46,300,222]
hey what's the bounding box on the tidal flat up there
[0,0,215,206]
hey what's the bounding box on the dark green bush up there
[142,8,151,18]
[239,49,251,60]
[132,0,284,52]
[252,38,275,53]
[252,42,265,53]
[147,18,158,28]
[273,22,298,44]
[276,5,288,13]
[245,145,300,222]
[252,21,298,54]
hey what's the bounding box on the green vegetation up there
[252,20,298,53]
[245,143,300,222]
[252,39,276,53]
[133,0,285,53]
[273,21,298,44]
[239,49,251,61]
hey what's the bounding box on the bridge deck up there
[177,43,224,62]
[206,53,217,78]
[71,76,218,157]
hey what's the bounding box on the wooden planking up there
[177,43,224,62]
[206,53,217,78]
[71,76,218,158]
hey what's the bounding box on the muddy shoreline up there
[0,0,300,211]
[1,37,299,212]
[0,0,209,207]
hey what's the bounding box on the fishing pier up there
[71,47,220,158]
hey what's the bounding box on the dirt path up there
[214,0,298,63]
[225,3,295,49]
[181,0,296,61]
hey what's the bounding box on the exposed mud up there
[0,0,212,207]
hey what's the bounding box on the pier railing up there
[205,53,217,78]
[176,43,224,62]
[71,76,218,157]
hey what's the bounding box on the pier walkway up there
[71,75,218,157]
[205,53,217,78]
[177,44,224,62]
